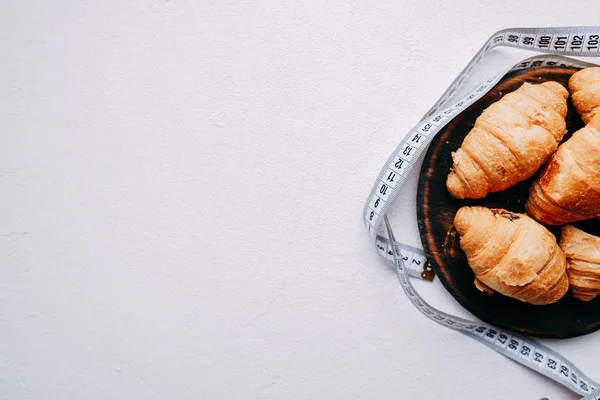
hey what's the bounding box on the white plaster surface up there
[1,1,599,399]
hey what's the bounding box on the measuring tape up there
[364,27,600,399]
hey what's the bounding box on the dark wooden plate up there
[417,66,600,339]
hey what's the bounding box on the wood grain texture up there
[417,66,600,339]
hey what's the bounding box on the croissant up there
[559,225,600,302]
[454,206,568,305]
[447,81,568,199]
[569,67,600,124]
[526,113,600,225]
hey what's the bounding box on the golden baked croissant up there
[560,225,600,302]
[447,81,568,199]
[526,113,600,225]
[569,67,600,124]
[454,206,568,305]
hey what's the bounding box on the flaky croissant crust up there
[455,206,568,305]
[560,225,600,302]
[526,113,600,225]
[569,67,600,124]
[447,81,568,199]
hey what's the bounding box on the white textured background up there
[1,1,599,399]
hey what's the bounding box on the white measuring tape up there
[364,27,600,399]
